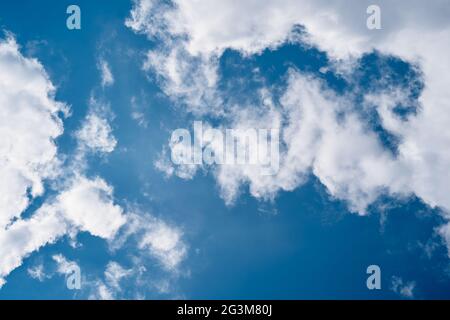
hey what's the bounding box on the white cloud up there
[0,34,188,290]
[0,36,67,229]
[98,59,114,88]
[0,205,67,286]
[126,0,223,114]
[127,0,450,59]
[128,0,450,252]
[113,212,188,271]
[275,73,404,214]
[391,276,416,298]
[138,220,187,270]
[55,176,126,240]
[0,174,129,286]
[160,73,402,212]
[0,60,123,284]
[75,99,117,155]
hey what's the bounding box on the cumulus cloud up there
[126,0,222,114]
[0,35,67,229]
[75,98,117,155]
[0,34,187,288]
[0,174,128,286]
[138,220,187,270]
[114,212,188,271]
[158,72,404,211]
[0,35,73,286]
[55,176,126,239]
[0,206,67,287]
[128,0,450,252]
[274,72,404,213]
[76,113,116,153]
[127,0,450,59]
[0,170,185,288]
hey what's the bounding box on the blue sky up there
[0,0,449,299]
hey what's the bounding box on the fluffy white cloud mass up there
[0,36,66,229]
[55,176,126,239]
[127,1,450,252]
[0,175,127,286]
[138,219,187,270]
[115,212,188,271]
[0,35,187,288]
[127,0,450,58]
[0,204,67,287]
